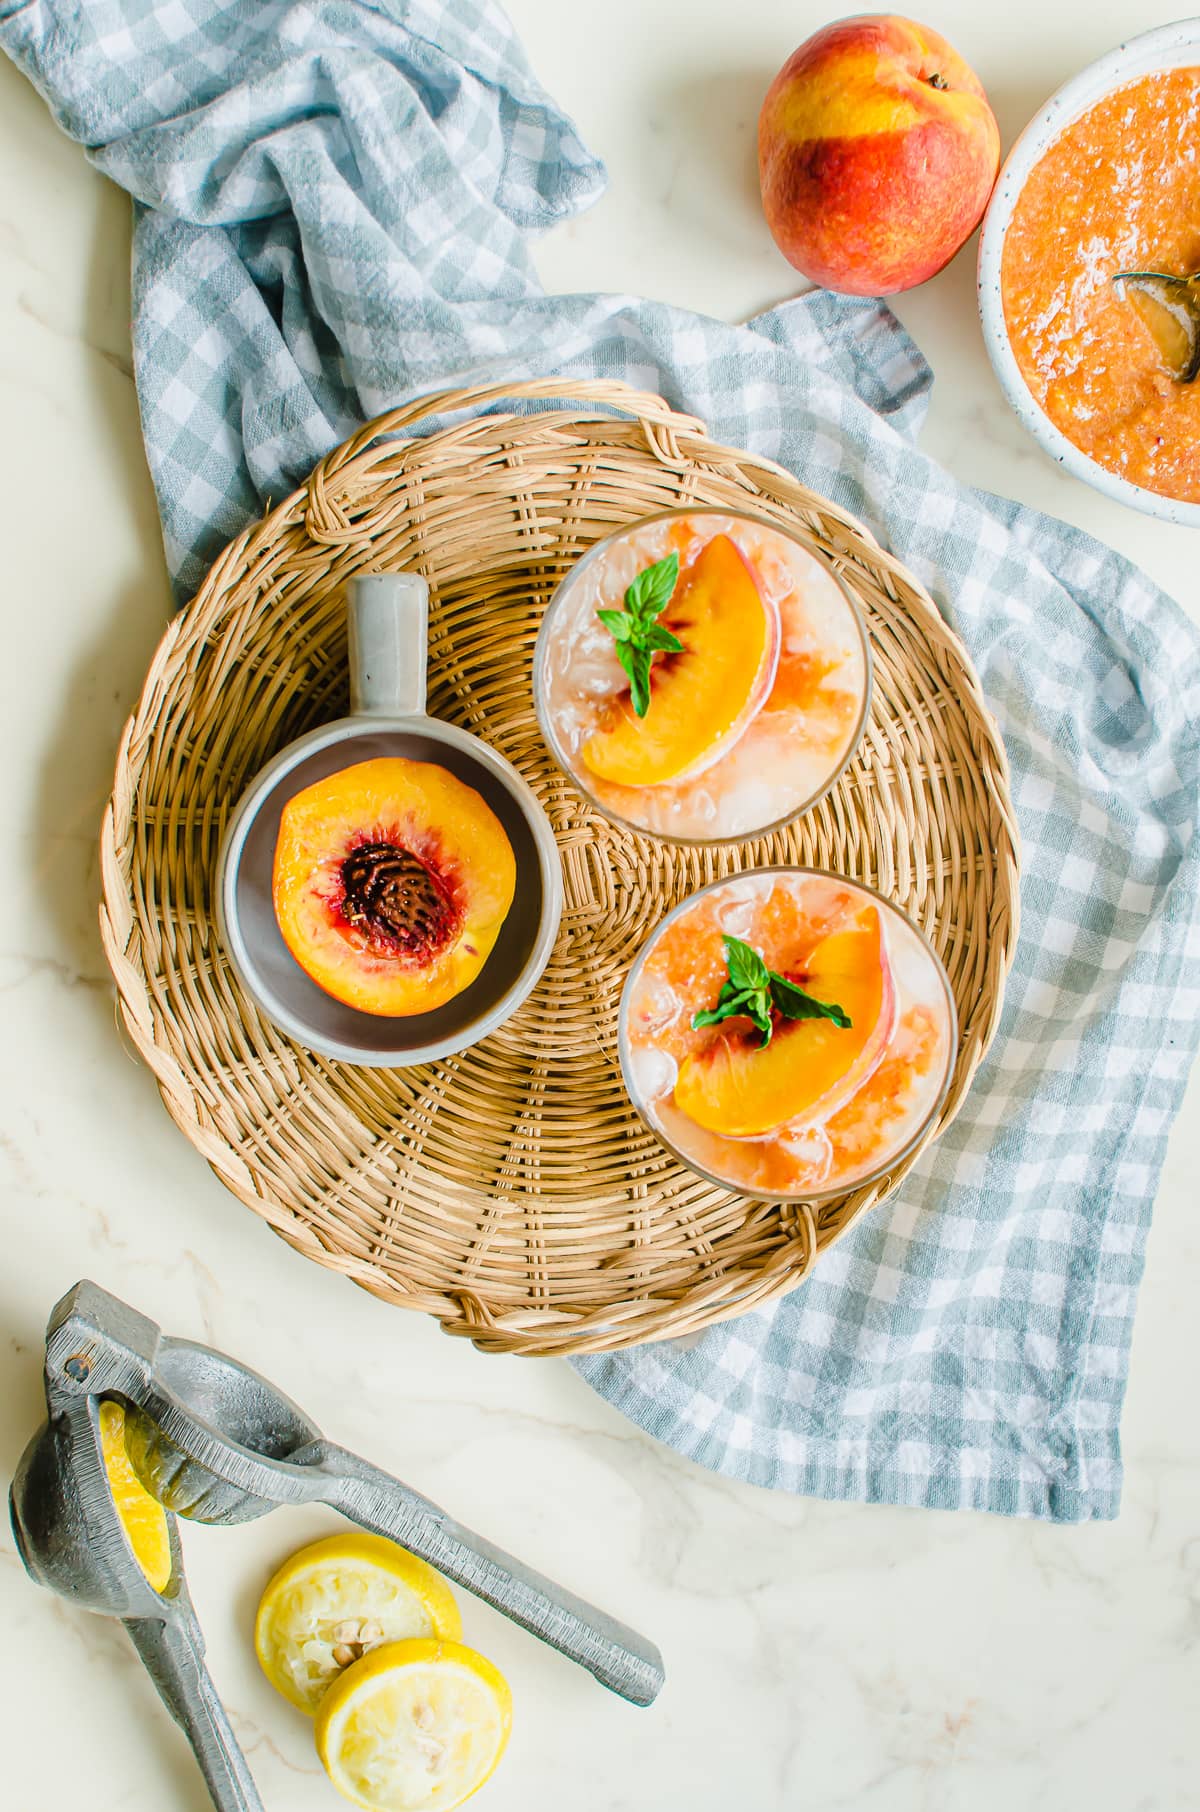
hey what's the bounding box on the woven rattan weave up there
[100,379,1019,1356]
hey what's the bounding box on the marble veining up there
[1,4,1198,1809]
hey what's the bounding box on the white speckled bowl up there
[977,18,1200,526]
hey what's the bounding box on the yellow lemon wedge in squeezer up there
[315,1637,512,1812]
[98,1398,172,1594]
[255,1533,463,1716]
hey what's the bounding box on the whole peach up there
[758,14,1000,295]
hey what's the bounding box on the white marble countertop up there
[2,5,1197,1809]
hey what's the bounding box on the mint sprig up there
[596,552,683,718]
[691,935,851,1048]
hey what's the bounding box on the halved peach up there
[272,757,516,1017]
[581,534,779,788]
[673,907,896,1138]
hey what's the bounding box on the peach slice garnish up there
[673,906,896,1139]
[581,534,779,788]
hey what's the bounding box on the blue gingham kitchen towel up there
[5,0,1199,1520]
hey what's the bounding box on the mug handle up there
[348,574,429,717]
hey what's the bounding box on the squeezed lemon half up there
[315,1638,512,1812]
[97,1398,172,1594]
[255,1534,463,1715]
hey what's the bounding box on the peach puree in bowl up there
[534,510,870,843]
[620,870,957,1202]
[1000,63,1200,505]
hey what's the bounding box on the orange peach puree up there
[631,884,938,1196]
[1001,67,1200,504]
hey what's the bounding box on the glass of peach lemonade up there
[534,510,871,842]
[620,870,957,1201]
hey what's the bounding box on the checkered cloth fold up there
[6,0,1199,1518]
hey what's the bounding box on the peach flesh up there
[674,908,897,1139]
[581,534,780,789]
[272,756,516,1017]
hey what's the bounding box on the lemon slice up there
[255,1534,463,1715]
[97,1398,172,1594]
[315,1638,511,1812]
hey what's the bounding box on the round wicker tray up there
[100,378,1019,1357]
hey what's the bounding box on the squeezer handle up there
[322,1450,664,1707]
[124,1614,264,1812]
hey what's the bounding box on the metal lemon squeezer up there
[11,1282,664,1812]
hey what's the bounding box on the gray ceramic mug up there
[217,574,563,1066]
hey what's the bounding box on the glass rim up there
[531,506,875,848]
[617,864,960,1205]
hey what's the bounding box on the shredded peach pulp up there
[1002,66,1200,503]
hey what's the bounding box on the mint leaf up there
[624,551,679,622]
[723,935,770,995]
[693,987,772,1043]
[690,935,850,1047]
[615,639,652,719]
[692,981,759,1027]
[594,552,681,720]
[690,1005,734,1030]
[596,608,632,641]
[770,974,852,1029]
